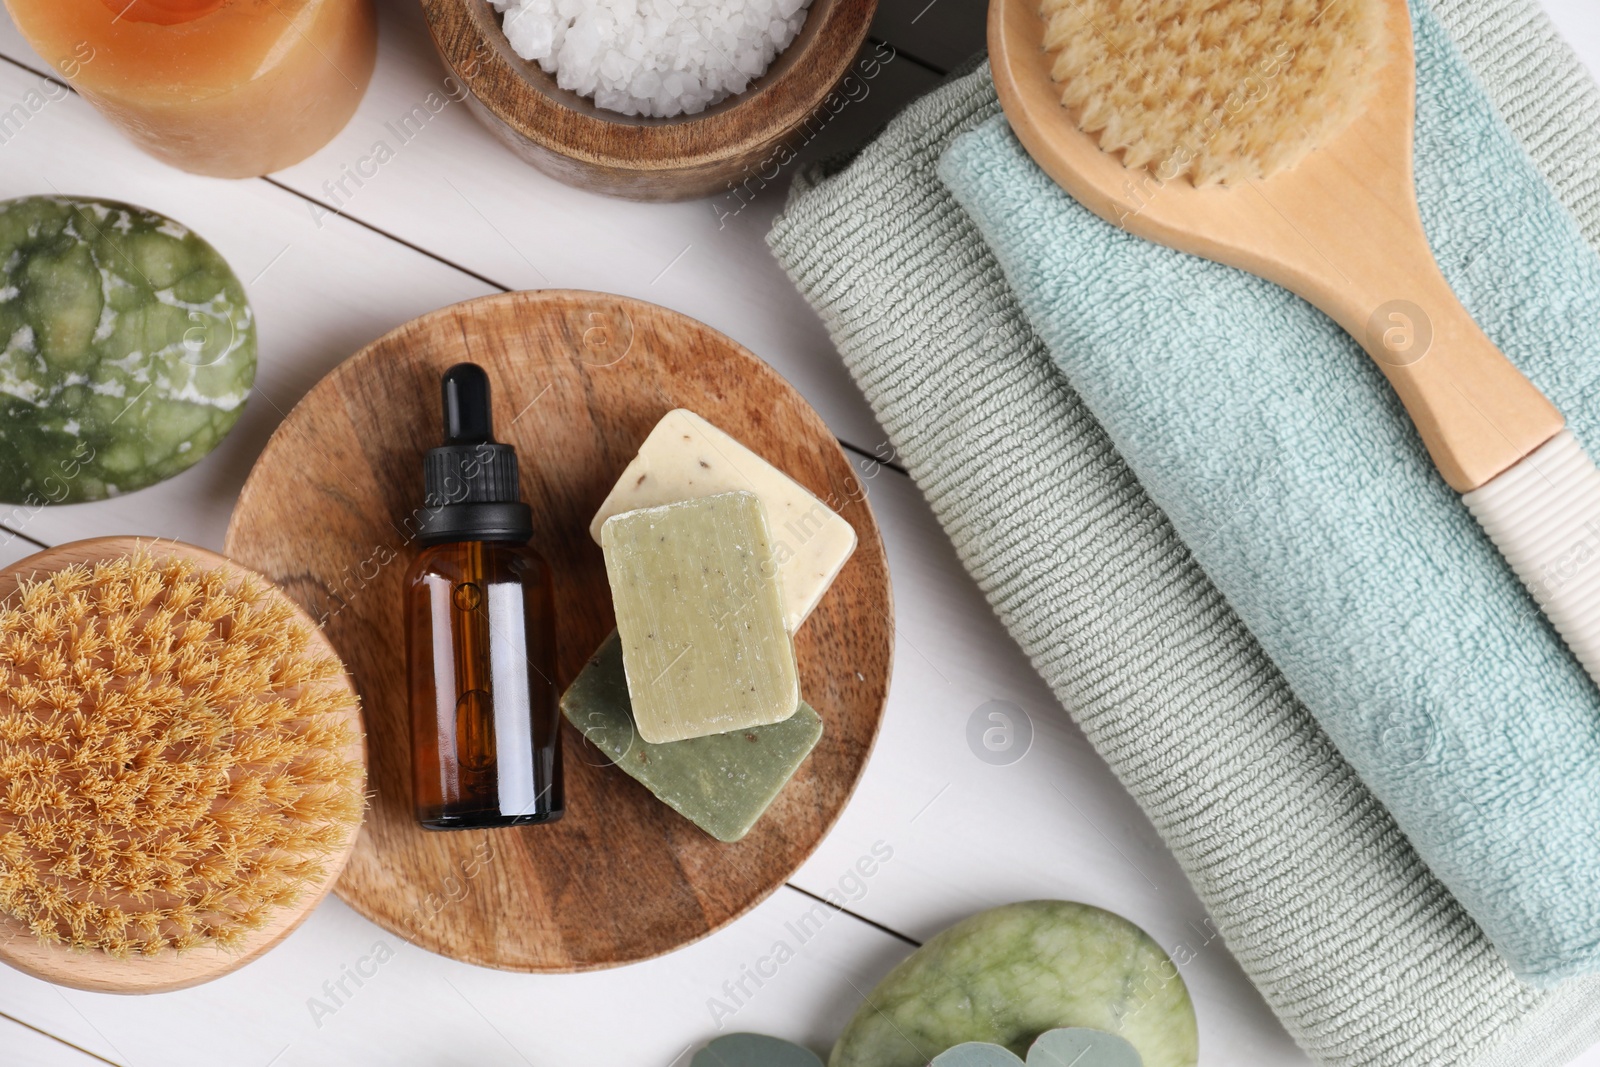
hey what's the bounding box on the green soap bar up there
[0,196,256,505]
[562,631,822,842]
[601,490,800,743]
[830,901,1197,1067]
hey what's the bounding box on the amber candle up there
[4,0,376,178]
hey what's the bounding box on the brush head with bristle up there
[1039,0,1388,186]
[0,551,364,957]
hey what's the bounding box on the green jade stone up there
[562,631,823,843]
[830,901,1198,1067]
[0,195,256,505]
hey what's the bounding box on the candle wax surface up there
[4,0,376,177]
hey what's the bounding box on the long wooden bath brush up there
[0,537,366,993]
[990,0,1600,686]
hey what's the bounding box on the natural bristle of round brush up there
[1039,0,1388,185]
[0,551,364,957]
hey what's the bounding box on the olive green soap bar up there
[562,631,823,842]
[601,490,800,743]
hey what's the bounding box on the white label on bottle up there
[487,581,538,817]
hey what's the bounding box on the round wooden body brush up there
[0,537,366,993]
[991,0,1600,686]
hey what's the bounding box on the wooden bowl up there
[224,290,892,971]
[0,537,367,994]
[419,0,877,200]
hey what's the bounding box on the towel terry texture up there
[939,0,1600,984]
[766,1,1600,1061]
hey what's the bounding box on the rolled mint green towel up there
[939,0,1600,983]
[769,12,1600,1066]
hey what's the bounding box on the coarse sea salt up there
[492,0,812,118]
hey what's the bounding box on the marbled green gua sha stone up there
[830,901,1197,1067]
[0,195,256,505]
[691,1033,823,1066]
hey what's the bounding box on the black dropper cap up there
[416,363,534,545]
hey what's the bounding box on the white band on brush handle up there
[1464,430,1600,688]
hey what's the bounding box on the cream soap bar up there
[601,491,800,744]
[590,409,857,630]
[562,631,823,842]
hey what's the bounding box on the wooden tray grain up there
[223,290,891,972]
[0,537,366,994]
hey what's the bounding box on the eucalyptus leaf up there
[693,1033,824,1067]
[930,1042,1027,1066]
[1028,1028,1144,1067]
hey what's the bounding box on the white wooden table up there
[0,3,1596,1065]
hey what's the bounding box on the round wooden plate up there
[0,536,367,994]
[223,290,892,972]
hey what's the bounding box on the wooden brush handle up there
[989,0,1600,687]
[1310,229,1563,492]
[988,0,1563,493]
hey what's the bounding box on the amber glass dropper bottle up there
[406,363,564,830]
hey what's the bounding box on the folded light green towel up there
[940,0,1600,984]
[767,3,1600,1060]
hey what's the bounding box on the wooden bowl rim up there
[224,288,894,971]
[420,0,878,170]
[0,536,368,994]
